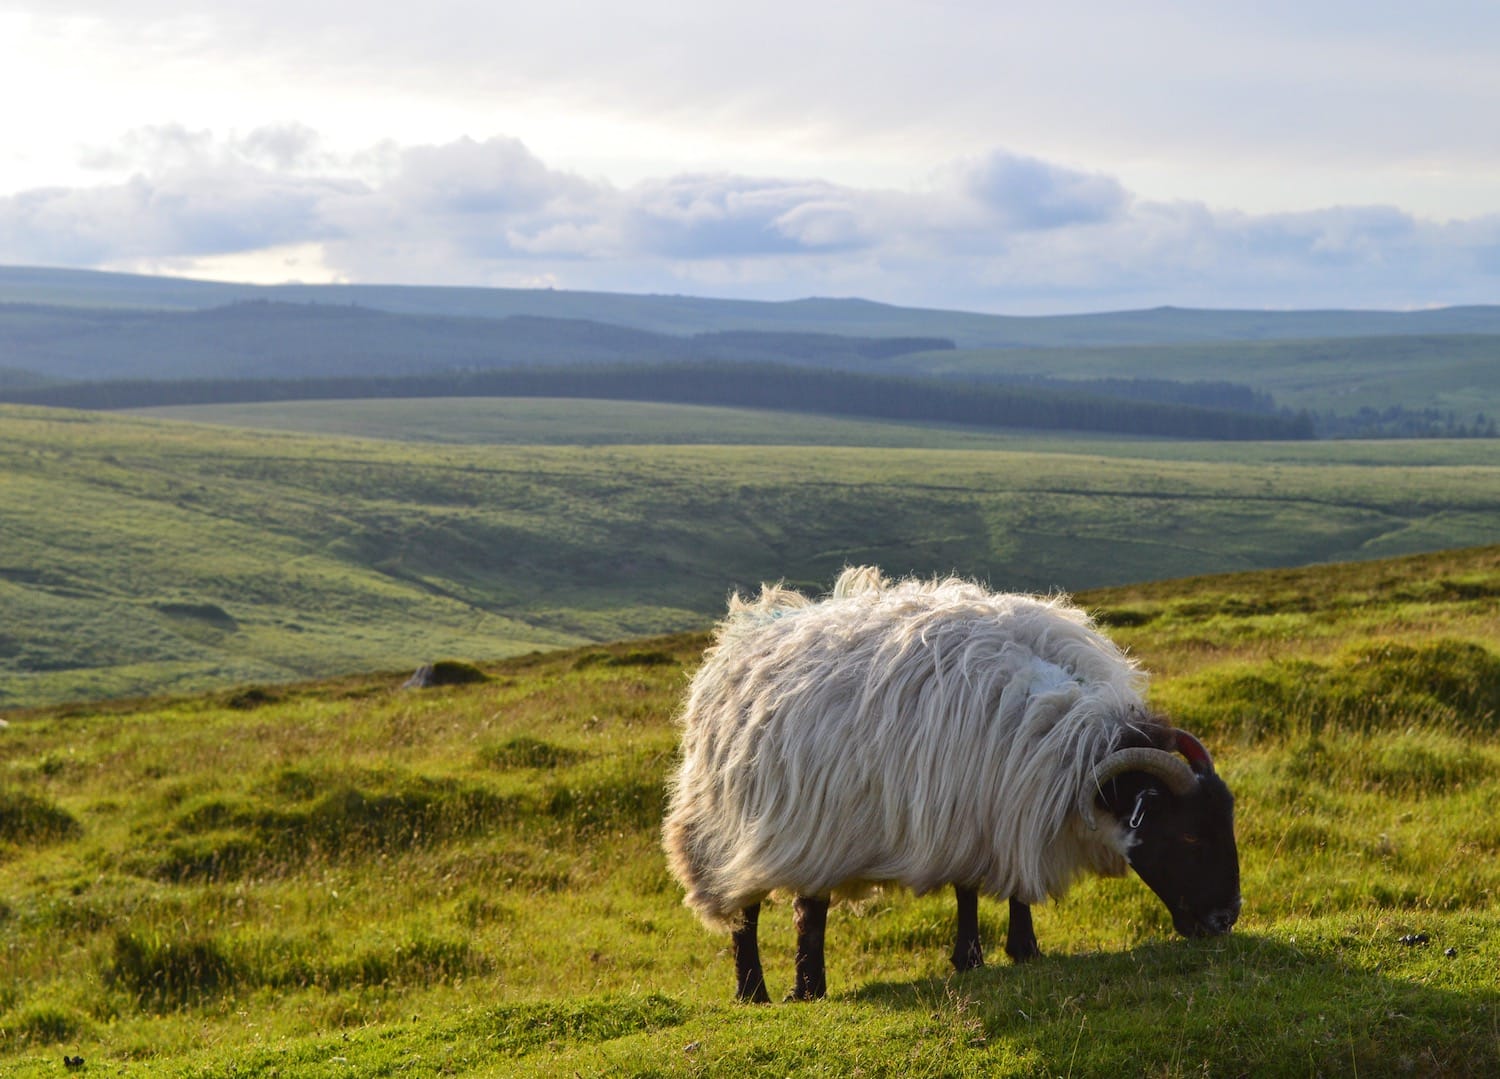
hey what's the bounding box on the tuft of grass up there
[1158,636,1500,740]
[478,993,690,1056]
[0,791,83,847]
[1270,729,1491,795]
[105,931,240,1012]
[0,1004,90,1048]
[479,735,585,770]
[574,649,680,670]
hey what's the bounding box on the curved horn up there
[1092,746,1199,797]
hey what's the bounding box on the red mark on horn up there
[1174,729,1215,773]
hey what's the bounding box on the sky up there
[4,1,1500,314]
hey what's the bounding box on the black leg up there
[1005,897,1040,963]
[732,903,771,1003]
[951,884,984,971]
[790,895,829,1001]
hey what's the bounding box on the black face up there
[1114,772,1241,937]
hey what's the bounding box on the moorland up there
[3,401,1498,709]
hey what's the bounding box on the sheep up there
[662,567,1240,1001]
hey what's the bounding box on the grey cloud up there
[234,124,328,172]
[1232,205,1421,266]
[959,151,1130,231]
[623,175,873,258]
[386,137,598,215]
[5,127,1500,313]
[0,152,359,264]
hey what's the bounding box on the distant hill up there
[0,366,57,391]
[7,263,1500,347]
[0,300,951,382]
[3,264,1497,438]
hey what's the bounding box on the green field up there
[5,401,1500,708]
[1,546,1496,1076]
[882,334,1500,419]
[131,395,1500,462]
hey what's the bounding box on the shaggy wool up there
[663,567,1160,930]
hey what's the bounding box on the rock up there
[403,660,489,689]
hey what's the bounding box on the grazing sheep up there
[663,567,1240,1001]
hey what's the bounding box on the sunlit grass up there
[6,403,1500,710]
[1,549,1497,1074]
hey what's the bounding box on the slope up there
[3,402,1497,708]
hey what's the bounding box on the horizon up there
[5,261,1494,320]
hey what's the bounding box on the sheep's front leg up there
[790,895,829,1001]
[1005,897,1040,962]
[951,884,984,971]
[732,903,771,1003]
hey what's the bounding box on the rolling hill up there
[3,265,1498,438]
[0,300,953,382]
[7,262,1500,346]
[4,401,1497,708]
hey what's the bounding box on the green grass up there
[128,395,1500,460]
[5,402,1500,708]
[0,548,1496,1075]
[884,333,1500,419]
[130,396,1099,448]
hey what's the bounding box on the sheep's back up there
[663,571,1144,926]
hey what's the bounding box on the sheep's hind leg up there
[790,895,829,1001]
[951,884,984,971]
[732,903,771,1003]
[1005,898,1041,962]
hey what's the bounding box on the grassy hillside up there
[5,405,1494,708]
[5,403,1499,708]
[0,547,1495,1076]
[127,395,1500,462]
[885,333,1500,422]
[7,263,1500,346]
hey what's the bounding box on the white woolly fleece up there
[663,567,1152,931]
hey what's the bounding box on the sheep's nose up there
[1203,898,1241,935]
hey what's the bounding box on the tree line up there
[2,361,1317,440]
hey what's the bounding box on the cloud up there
[4,125,1500,312]
[957,151,1130,231]
[622,175,873,258]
